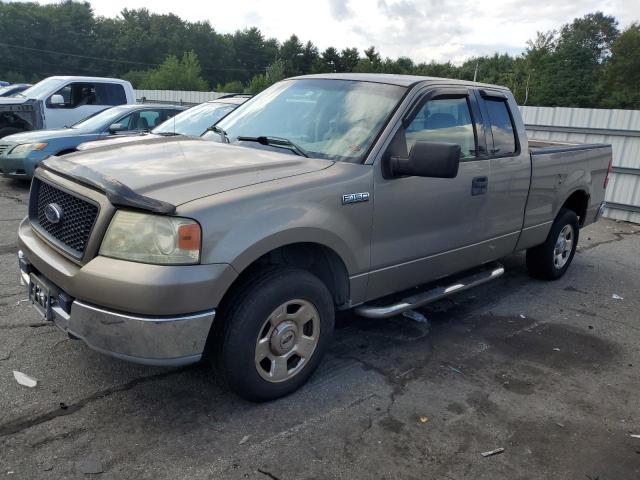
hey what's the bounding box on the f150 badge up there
[342,192,370,205]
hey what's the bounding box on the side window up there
[138,110,161,130]
[113,112,135,130]
[48,83,97,108]
[56,85,72,106]
[484,98,517,156]
[405,97,477,159]
[95,83,127,106]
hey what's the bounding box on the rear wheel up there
[212,267,334,402]
[526,208,579,280]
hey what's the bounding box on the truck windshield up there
[215,79,406,162]
[153,102,236,137]
[14,77,65,99]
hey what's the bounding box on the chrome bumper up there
[19,251,215,367]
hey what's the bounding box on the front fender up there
[229,226,360,275]
[178,162,374,302]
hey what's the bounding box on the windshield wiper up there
[236,136,309,158]
[207,125,229,143]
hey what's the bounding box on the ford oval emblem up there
[44,203,63,224]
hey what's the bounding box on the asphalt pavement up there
[1,177,639,479]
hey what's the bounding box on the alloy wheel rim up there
[553,224,574,269]
[254,299,320,383]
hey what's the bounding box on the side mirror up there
[390,141,461,178]
[108,123,124,133]
[49,94,65,106]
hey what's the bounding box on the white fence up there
[134,89,226,105]
[521,106,640,224]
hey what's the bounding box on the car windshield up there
[0,85,15,96]
[214,79,406,161]
[14,77,65,99]
[153,102,237,136]
[69,106,129,131]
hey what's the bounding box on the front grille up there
[31,179,99,258]
[0,144,11,156]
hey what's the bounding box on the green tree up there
[245,59,285,94]
[1,3,638,109]
[338,48,360,72]
[319,47,341,73]
[127,51,209,90]
[600,24,640,108]
[280,34,305,76]
[548,12,619,106]
[364,46,381,66]
[216,80,245,94]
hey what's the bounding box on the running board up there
[355,262,505,319]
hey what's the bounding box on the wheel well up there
[562,190,589,226]
[225,243,350,309]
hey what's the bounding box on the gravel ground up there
[1,176,639,480]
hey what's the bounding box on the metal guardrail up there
[605,202,640,214]
[611,166,640,177]
[525,124,640,138]
[137,98,199,107]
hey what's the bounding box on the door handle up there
[471,176,488,196]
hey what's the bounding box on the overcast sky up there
[30,0,640,64]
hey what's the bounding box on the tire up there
[0,127,22,139]
[211,267,335,402]
[526,208,579,280]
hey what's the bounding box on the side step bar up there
[355,262,505,319]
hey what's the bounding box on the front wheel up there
[212,267,335,402]
[526,208,579,280]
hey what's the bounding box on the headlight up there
[99,210,201,265]
[10,143,48,155]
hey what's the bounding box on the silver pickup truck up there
[17,74,611,401]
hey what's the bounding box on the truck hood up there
[77,132,160,151]
[41,137,334,209]
[0,97,28,106]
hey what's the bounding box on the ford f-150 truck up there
[0,76,135,138]
[17,74,611,401]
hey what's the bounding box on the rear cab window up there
[481,94,518,157]
[95,83,127,106]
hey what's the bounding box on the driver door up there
[366,87,495,300]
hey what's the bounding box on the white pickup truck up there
[0,76,135,138]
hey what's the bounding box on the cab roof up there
[289,73,510,91]
[44,76,133,85]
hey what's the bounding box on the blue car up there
[0,103,186,179]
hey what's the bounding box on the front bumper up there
[0,151,48,179]
[19,251,216,366]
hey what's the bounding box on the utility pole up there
[473,62,479,82]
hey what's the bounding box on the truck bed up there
[515,139,612,252]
